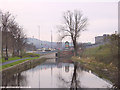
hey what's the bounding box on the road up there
[34,50,57,55]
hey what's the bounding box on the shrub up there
[23,53,40,57]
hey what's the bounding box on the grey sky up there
[0,0,118,43]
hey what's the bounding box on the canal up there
[2,58,113,88]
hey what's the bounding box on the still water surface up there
[5,59,113,88]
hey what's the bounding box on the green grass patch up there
[23,53,40,57]
[73,44,118,85]
[1,57,40,70]
[1,57,22,63]
[71,56,118,84]
[0,58,2,63]
[0,53,40,63]
[82,44,116,65]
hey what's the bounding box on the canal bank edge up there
[1,52,55,70]
[1,57,47,84]
[71,56,118,88]
[2,57,47,72]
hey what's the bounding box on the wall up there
[1,58,46,86]
[57,50,74,58]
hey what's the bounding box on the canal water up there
[3,58,113,88]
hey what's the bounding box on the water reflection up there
[2,59,113,88]
[3,73,27,87]
[57,62,82,88]
[57,62,112,88]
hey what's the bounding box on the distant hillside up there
[27,38,62,49]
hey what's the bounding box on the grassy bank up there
[82,44,118,65]
[0,53,40,63]
[72,56,117,83]
[1,57,41,70]
[72,44,118,86]
[0,53,42,71]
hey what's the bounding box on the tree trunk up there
[1,46,3,58]
[5,30,8,59]
[5,44,8,58]
[17,49,19,56]
[73,40,77,56]
[118,36,120,89]
[12,45,15,56]
[70,63,78,89]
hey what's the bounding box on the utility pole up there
[38,26,40,89]
[51,30,53,49]
[38,25,40,49]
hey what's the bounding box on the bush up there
[23,53,40,57]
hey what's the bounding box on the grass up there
[0,57,23,63]
[71,44,118,87]
[82,44,117,65]
[0,58,2,63]
[23,53,40,57]
[0,57,40,70]
[0,53,40,63]
[72,56,117,83]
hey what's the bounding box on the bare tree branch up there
[58,10,88,56]
[1,11,27,58]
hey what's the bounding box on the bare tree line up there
[0,11,27,60]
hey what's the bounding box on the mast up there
[38,25,40,49]
[51,30,52,49]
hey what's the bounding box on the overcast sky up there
[0,0,118,43]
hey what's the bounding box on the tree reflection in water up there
[3,72,27,87]
[70,62,81,89]
[57,62,82,89]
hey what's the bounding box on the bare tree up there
[58,10,88,56]
[8,21,19,56]
[15,27,27,57]
[1,11,27,58]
